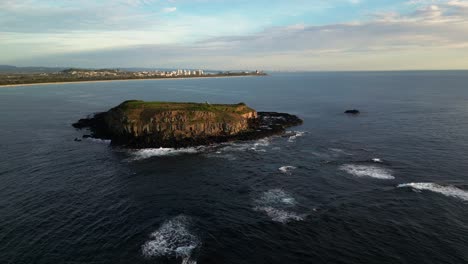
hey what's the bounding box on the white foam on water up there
[398,183,468,202]
[288,131,306,142]
[131,147,202,160]
[214,138,271,154]
[253,189,305,223]
[212,143,248,153]
[251,138,270,152]
[279,166,297,174]
[85,138,111,144]
[132,137,272,161]
[254,206,304,224]
[372,158,383,163]
[181,258,197,264]
[255,138,270,147]
[256,189,297,206]
[329,148,345,153]
[340,164,395,180]
[142,215,200,263]
[329,148,352,156]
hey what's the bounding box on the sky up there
[1,0,468,70]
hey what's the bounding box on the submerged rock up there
[344,109,360,114]
[73,100,303,148]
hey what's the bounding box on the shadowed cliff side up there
[73,100,302,148]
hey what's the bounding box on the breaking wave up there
[209,138,272,156]
[398,183,468,202]
[256,189,297,206]
[371,158,383,163]
[131,147,202,160]
[340,164,395,180]
[279,166,297,174]
[287,131,306,142]
[130,137,273,161]
[142,215,200,263]
[85,138,111,144]
[253,189,305,223]
[251,138,270,152]
[254,206,304,223]
[329,148,353,156]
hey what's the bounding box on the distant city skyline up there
[2,0,468,70]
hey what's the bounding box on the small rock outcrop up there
[344,109,360,114]
[73,100,303,148]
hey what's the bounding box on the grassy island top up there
[116,100,256,115]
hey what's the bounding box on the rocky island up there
[73,100,303,148]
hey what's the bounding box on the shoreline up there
[0,75,259,88]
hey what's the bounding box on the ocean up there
[1,71,468,263]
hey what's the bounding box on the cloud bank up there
[1,0,468,70]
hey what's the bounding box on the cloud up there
[2,0,468,70]
[448,0,468,7]
[0,1,160,33]
[162,7,177,13]
[194,2,468,56]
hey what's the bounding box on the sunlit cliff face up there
[104,101,257,139]
[107,110,257,138]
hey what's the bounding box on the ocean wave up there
[131,147,202,160]
[211,138,271,155]
[142,215,200,263]
[340,164,395,180]
[85,138,111,144]
[256,189,297,206]
[371,158,383,163]
[398,183,468,202]
[287,131,306,142]
[213,144,248,153]
[253,189,304,223]
[329,148,353,156]
[279,166,297,174]
[254,206,304,223]
[251,138,270,151]
[329,148,345,153]
[254,138,270,147]
[130,137,272,161]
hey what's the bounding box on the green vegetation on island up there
[113,100,257,124]
[118,100,254,114]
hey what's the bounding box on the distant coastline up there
[0,73,266,88]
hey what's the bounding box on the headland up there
[0,68,267,87]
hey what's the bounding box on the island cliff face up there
[73,100,302,148]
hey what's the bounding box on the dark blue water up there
[1,72,468,264]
